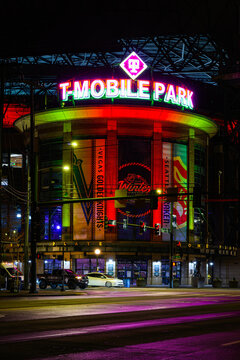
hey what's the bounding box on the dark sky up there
[0,1,239,59]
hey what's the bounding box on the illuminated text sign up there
[59,79,194,110]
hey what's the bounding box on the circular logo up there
[118,162,151,218]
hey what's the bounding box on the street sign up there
[161,227,170,233]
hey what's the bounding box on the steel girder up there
[0,34,229,97]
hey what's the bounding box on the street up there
[0,287,240,359]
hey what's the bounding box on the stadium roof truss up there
[1,34,229,97]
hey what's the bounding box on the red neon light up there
[4,104,30,128]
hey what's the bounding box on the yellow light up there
[63,165,70,171]
[71,141,78,147]
[94,248,101,255]
[156,188,162,195]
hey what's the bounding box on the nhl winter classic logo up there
[120,52,147,80]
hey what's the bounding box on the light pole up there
[94,248,101,272]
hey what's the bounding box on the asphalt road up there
[0,288,240,359]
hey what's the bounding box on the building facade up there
[13,62,221,286]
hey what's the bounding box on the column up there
[188,129,195,244]
[105,119,118,240]
[152,121,163,239]
[62,122,72,241]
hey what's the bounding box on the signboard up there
[59,79,194,110]
[59,51,194,110]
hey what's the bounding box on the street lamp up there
[70,141,78,148]
[63,164,70,171]
[94,248,101,272]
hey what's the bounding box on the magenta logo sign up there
[120,52,147,80]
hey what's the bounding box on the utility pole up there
[24,157,30,290]
[0,65,5,263]
[29,84,37,293]
[169,201,174,288]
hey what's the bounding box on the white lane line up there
[222,339,240,346]
[1,311,239,344]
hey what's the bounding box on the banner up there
[173,144,188,242]
[94,139,105,240]
[118,139,151,240]
[162,143,172,241]
[73,140,93,240]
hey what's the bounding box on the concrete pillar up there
[152,122,163,237]
[105,119,118,241]
[62,122,72,241]
[188,129,195,244]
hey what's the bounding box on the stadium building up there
[12,51,221,286]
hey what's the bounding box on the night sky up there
[0,1,239,59]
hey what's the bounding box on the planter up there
[192,276,205,288]
[212,279,222,288]
[136,279,147,287]
[229,280,238,288]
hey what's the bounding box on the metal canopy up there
[0,35,229,97]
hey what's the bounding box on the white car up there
[86,272,124,287]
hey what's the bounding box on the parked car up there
[85,272,124,287]
[38,269,88,290]
[0,264,24,290]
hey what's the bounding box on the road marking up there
[222,339,240,346]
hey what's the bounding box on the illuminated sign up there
[118,173,151,193]
[120,52,147,80]
[59,79,194,110]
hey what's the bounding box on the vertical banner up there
[94,139,105,240]
[73,140,93,240]
[117,139,151,241]
[162,143,172,241]
[173,144,188,242]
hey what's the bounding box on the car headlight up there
[76,276,82,280]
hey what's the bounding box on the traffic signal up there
[123,218,128,229]
[108,220,117,226]
[139,221,147,234]
[176,241,183,258]
[154,223,161,236]
[104,216,109,230]
[172,214,177,228]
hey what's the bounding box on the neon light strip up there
[59,79,194,110]
[15,105,218,138]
